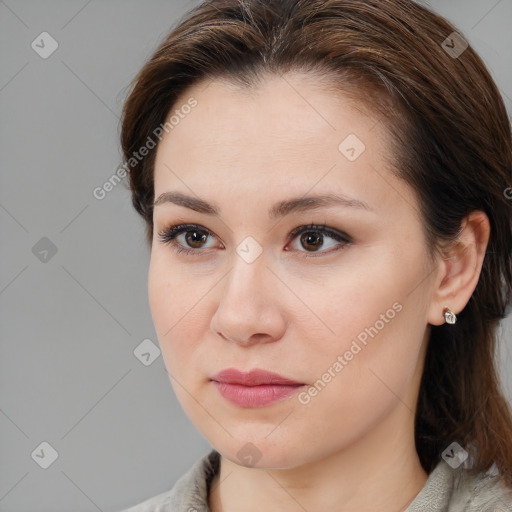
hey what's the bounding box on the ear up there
[427,210,490,326]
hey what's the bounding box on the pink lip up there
[210,368,305,408]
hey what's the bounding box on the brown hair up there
[120,0,512,486]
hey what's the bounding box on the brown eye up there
[184,230,209,249]
[288,224,352,257]
[300,232,324,251]
[157,224,218,255]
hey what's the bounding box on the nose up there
[210,250,287,347]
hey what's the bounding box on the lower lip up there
[212,381,304,408]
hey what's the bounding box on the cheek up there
[288,255,400,350]
[148,253,207,369]
[291,247,428,388]
[286,283,424,458]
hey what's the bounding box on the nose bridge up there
[223,244,269,305]
[210,242,285,345]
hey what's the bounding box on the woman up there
[120,0,512,510]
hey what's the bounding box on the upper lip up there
[211,368,304,386]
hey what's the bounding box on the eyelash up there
[157,223,352,259]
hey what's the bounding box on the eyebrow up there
[153,191,372,219]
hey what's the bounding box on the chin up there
[206,431,314,470]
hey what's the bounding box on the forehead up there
[155,73,387,175]
[151,73,418,223]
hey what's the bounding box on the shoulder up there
[449,463,512,511]
[120,450,220,512]
[407,458,512,512]
[121,487,173,512]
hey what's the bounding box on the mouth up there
[210,368,306,408]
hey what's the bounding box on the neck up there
[209,404,428,512]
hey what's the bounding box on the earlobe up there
[427,211,490,326]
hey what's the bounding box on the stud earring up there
[443,307,457,325]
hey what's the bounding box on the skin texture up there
[148,73,490,512]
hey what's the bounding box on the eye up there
[157,223,351,257]
[157,223,220,255]
[286,223,351,258]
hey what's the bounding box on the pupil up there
[302,232,322,251]
[187,231,207,248]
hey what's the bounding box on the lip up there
[212,368,304,386]
[210,368,305,408]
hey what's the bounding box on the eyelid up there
[157,223,220,248]
[288,223,350,243]
[157,222,351,256]
[285,223,352,258]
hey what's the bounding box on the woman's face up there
[149,73,439,469]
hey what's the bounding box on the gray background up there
[0,1,511,511]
